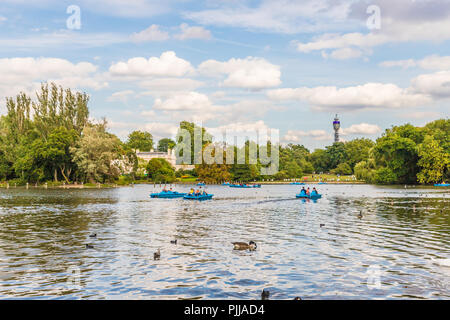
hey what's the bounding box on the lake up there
[0,184,449,299]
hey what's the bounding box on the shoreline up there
[1,181,447,189]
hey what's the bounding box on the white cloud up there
[0,16,7,22]
[109,51,194,78]
[322,47,364,60]
[399,111,441,119]
[268,83,431,111]
[282,129,331,142]
[381,55,450,70]
[379,59,417,69]
[130,25,169,42]
[174,23,212,40]
[0,57,106,105]
[340,123,381,135]
[107,90,135,102]
[295,16,450,58]
[184,0,352,34]
[143,122,178,138]
[411,70,450,98]
[153,91,211,111]
[199,56,281,89]
[0,30,128,50]
[138,78,204,93]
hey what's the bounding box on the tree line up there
[1,84,448,185]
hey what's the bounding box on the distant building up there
[136,148,195,171]
[333,114,341,143]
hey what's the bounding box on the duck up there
[85,244,94,249]
[170,239,177,244]
[261,289,270,300]
[154,249,161,260]
[232,241,257,251]
[358,211,363,219]
[89,233,97,238]
[320,224,325,228]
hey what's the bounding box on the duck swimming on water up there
[232,241,257,251]
[154,249,161,260]
[261,289,270,300]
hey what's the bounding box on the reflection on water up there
[0,184,449,299]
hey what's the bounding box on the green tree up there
[127,131,154,152]
[372,124,423,184]
[309,149,330,173]
[146,158,175,183]
[331,162,352,175]
[176,121,212,164]
[417,135,450,184]
[157,138,176,152]
[71,124,122,183]
[344,138,375,172]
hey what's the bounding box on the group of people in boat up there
[299,187,319,196]
[189,188,208,196]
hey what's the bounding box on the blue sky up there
[0,0,449,150]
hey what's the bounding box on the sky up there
[0,0,449,150]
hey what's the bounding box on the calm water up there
[0,184,449,299]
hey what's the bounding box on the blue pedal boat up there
[150,191,187,198]
[197,182,206,186]
[290,182,305,185]
[183,194,213,201]
[229,184,252,188]
[296,193,322,200]
[434,183,450,187]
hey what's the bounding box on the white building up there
[136,148,195,171]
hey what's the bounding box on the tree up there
[331,162,352,175]
[309,149,329,173]
[146,158,175,183]
[417,135,450,184]
[127,131,154,152]
[176,121,212,164]
[157,138,176,152]
[344,138,375,172]
[325,142,347,171]
[71,124,122,183]
[372,124,423,184]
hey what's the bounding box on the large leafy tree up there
[146,158,175,183]
[126,131,154,152]
[344,138,375,172]
[157,138,176,152]
[71,124,122,183]
[417,135,450,183]
[372,124,424,184]
[176,121,212,165]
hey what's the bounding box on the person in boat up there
[189,188,194,195]
[311,187,318,195]
[195,189,201,196]
[203,190,208,195]
[300,187,306,195]
[162,186,168,192]
[306,187,310,196]
[169,187,173,192]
